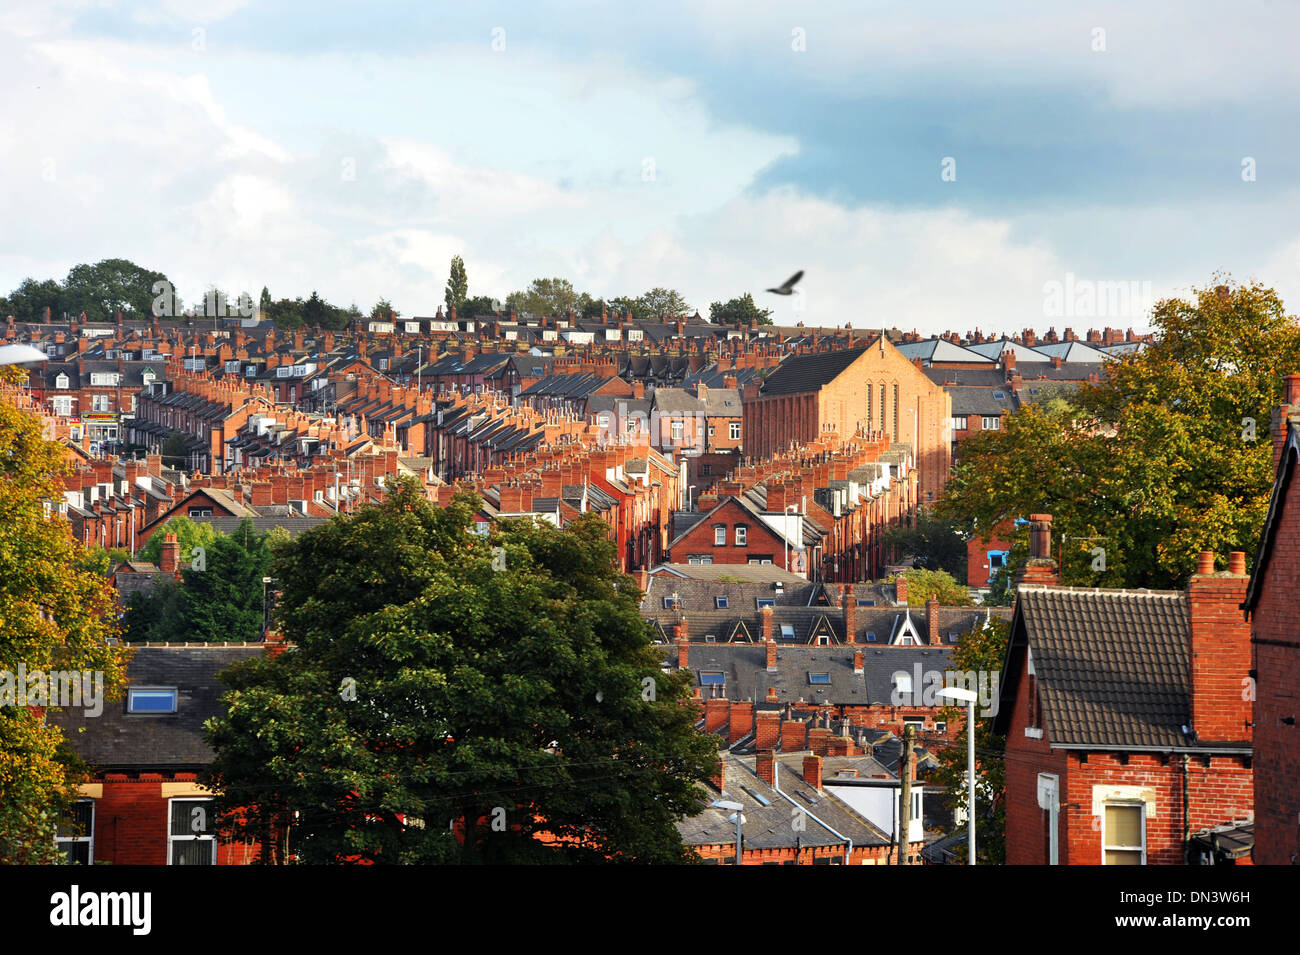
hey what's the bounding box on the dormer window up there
[55,373,69,390]
[715,596,729,609]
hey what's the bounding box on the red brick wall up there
[1004,653,1253,865]
[1003,654,1070,865]
[1251,455,1300,864]
[1065,754,1253,865]
[91,775,261,865]
[668,497,785,564]
[742,342,951,504]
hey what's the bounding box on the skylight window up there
[715,596,729,609]
[700,672,725,686]
[808,672,831,685]
[127,688,177,714]
[780,624,796,640]
[756,598,775,609]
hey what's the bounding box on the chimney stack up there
[756,750,775,786]
[159,533,180,575]
[1015,513,1060,589]
[1271,374,1300,472]
[803,754,823,792]
[1186,550,1252,742]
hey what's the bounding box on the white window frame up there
[982,416,1001,430]
[729,421,741,440]
[713,525,726,546]
[55,798,94,864]
[168,797,217,865]
[734,525,747,546]
[1101,800,1146,866]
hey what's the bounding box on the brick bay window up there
[169,797,217,865]
[1102,802,1145,865]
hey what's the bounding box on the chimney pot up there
[1228,551,1246,576]
[1196,550,1215,576]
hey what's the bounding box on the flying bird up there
[0,344,49,365]
[765,270,803,295]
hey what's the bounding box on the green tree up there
[60,258,170,322]
[709,293,773,326]
[303,291,326,328]
[160,431,190,470]
[506,277,580,317]
[936,278,1300,589]
[203,479,718,864]
[259,286,272,314]
[121,577,185,643]
[5,277,64,323]
[445,256,468,314]
[370,298,398,320]
[135,516,218,566]
[460,295,499,319]
[637,287,690,319]
[883,510,968,579]
[0,377,130,863]
[931,616,1009,864]
[177,519,273,642]
[888,568,973,606]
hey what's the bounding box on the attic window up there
[704,635,716,644]
[808,672,831,685]
[866,632,878,642]
[662,597,679,610]
[993,391,1006,399]
[780,624,795,640]
[857,599,874,607]
[715,596,729,609]
[127,687,178,714]
[756,598,775,609]
[700,672,725,686]
[948,632,959,643]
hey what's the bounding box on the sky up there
[2,0,1297,335]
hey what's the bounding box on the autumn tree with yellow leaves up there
[0,369,130,863]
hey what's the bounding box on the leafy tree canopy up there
[888,568,973,606]
[203,478,717,864]
[0,377,130,862]
[709,293,773,326]
[883,510,968,579]
[936,278,1300,589]
[444,256,468,314]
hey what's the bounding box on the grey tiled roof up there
[999,586,1205,749]
[48,645,266,770]
[759,345,872,396]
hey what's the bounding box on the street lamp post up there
[938,686,979,865]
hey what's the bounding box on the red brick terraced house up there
[47,644,270,865]
[1244,373,1300,865]
[994,524,1254,865]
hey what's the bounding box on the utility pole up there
[899,723,913,865]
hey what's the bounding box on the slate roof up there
[759,345,873,396]
[47,644,265,770]
[993,586,1228,750]
[670,642,953,708]
[678,751,892,852]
